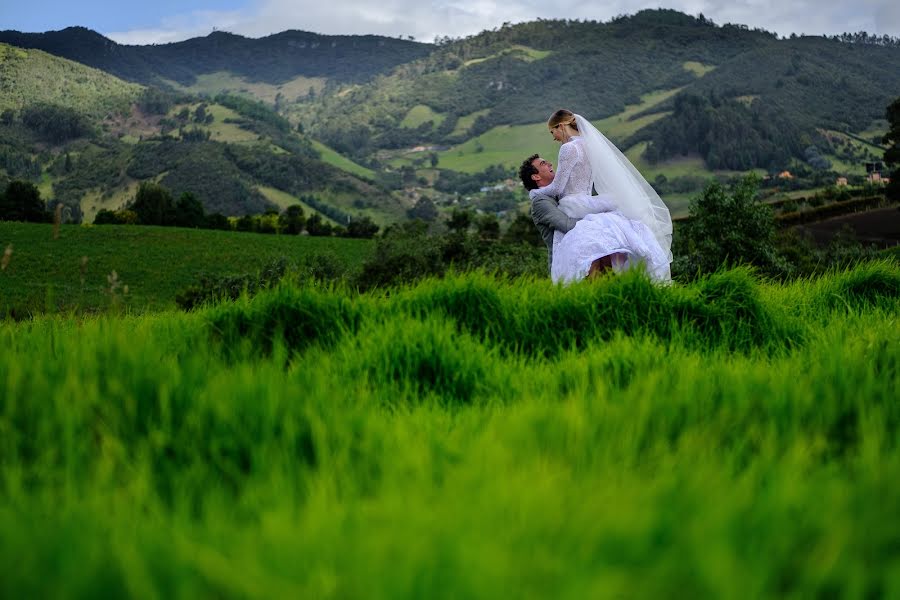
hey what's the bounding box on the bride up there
[528,109,672,284]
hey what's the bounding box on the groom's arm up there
[530,192,578,233]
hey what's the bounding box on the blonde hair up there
[548,109,578,131]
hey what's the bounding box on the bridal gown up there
[531,136,671,284]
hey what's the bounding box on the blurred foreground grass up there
[2,261,899,598]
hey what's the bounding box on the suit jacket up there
[530,191,579,273]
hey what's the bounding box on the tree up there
[502,213,543,246]
[407,197,438,221]
[446,209,472,233]
[205,213,231,230]
[278,205,306,235]
[138,87,175,115]
[93,209,119,225]
[884,96,900,202]
[174,192,206,228]
[345,216,379,238]
[305,213,333,236]
[235,215,255,232]
[475,213,500,240]
[131,182,175,226]
[20,104,91,143]
[0,180,46,222]
[672,175,785,279]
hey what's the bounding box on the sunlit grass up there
[682,61,716,77]
[256,186,341,226]
[310,139,376,179]
[400,105,446,129]
[450,108,490,137]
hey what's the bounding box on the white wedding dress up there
[530,136,671,284]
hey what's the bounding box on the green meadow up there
[0,222,372,314]
[400,104,447,129]
[1,259,899,597]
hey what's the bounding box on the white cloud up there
[104,0,900,46]
[106,9,247,45]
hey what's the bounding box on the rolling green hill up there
[0,43,141,118]
[294,11,898,182]
[0,46,402,224]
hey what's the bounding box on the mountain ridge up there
[0,26,431,87]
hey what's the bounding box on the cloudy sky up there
[2,0,898,45]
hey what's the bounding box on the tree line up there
[93,182,379,238]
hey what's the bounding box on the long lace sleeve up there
[529,141,578,200]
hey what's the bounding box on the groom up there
[518,154,615,278]
[518,154,576,273]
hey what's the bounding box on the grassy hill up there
[0,44,401,224]
[0,222,373,314]
[0,43,141,118]
[1,261,898,596]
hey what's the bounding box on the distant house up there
[778,171,793,180]
[836,177,848,187]
[867,172,884,184]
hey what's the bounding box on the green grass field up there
[0,222,372,314]
[450,108,490,137]
[400,105,447,129]
[1,261,899,597]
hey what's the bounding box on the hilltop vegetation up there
[1,261,899,597]
[0,27,430,88]
[0,46,400,223]
[296,11,899,175]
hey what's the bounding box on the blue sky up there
[1,1,246,35]
[2,0,898,44]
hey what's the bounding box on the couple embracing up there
[519,109,673,284]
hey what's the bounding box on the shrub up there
[673,175,786,280]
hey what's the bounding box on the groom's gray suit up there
[530,191,579,273]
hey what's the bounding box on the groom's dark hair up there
[518,154,540,191]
